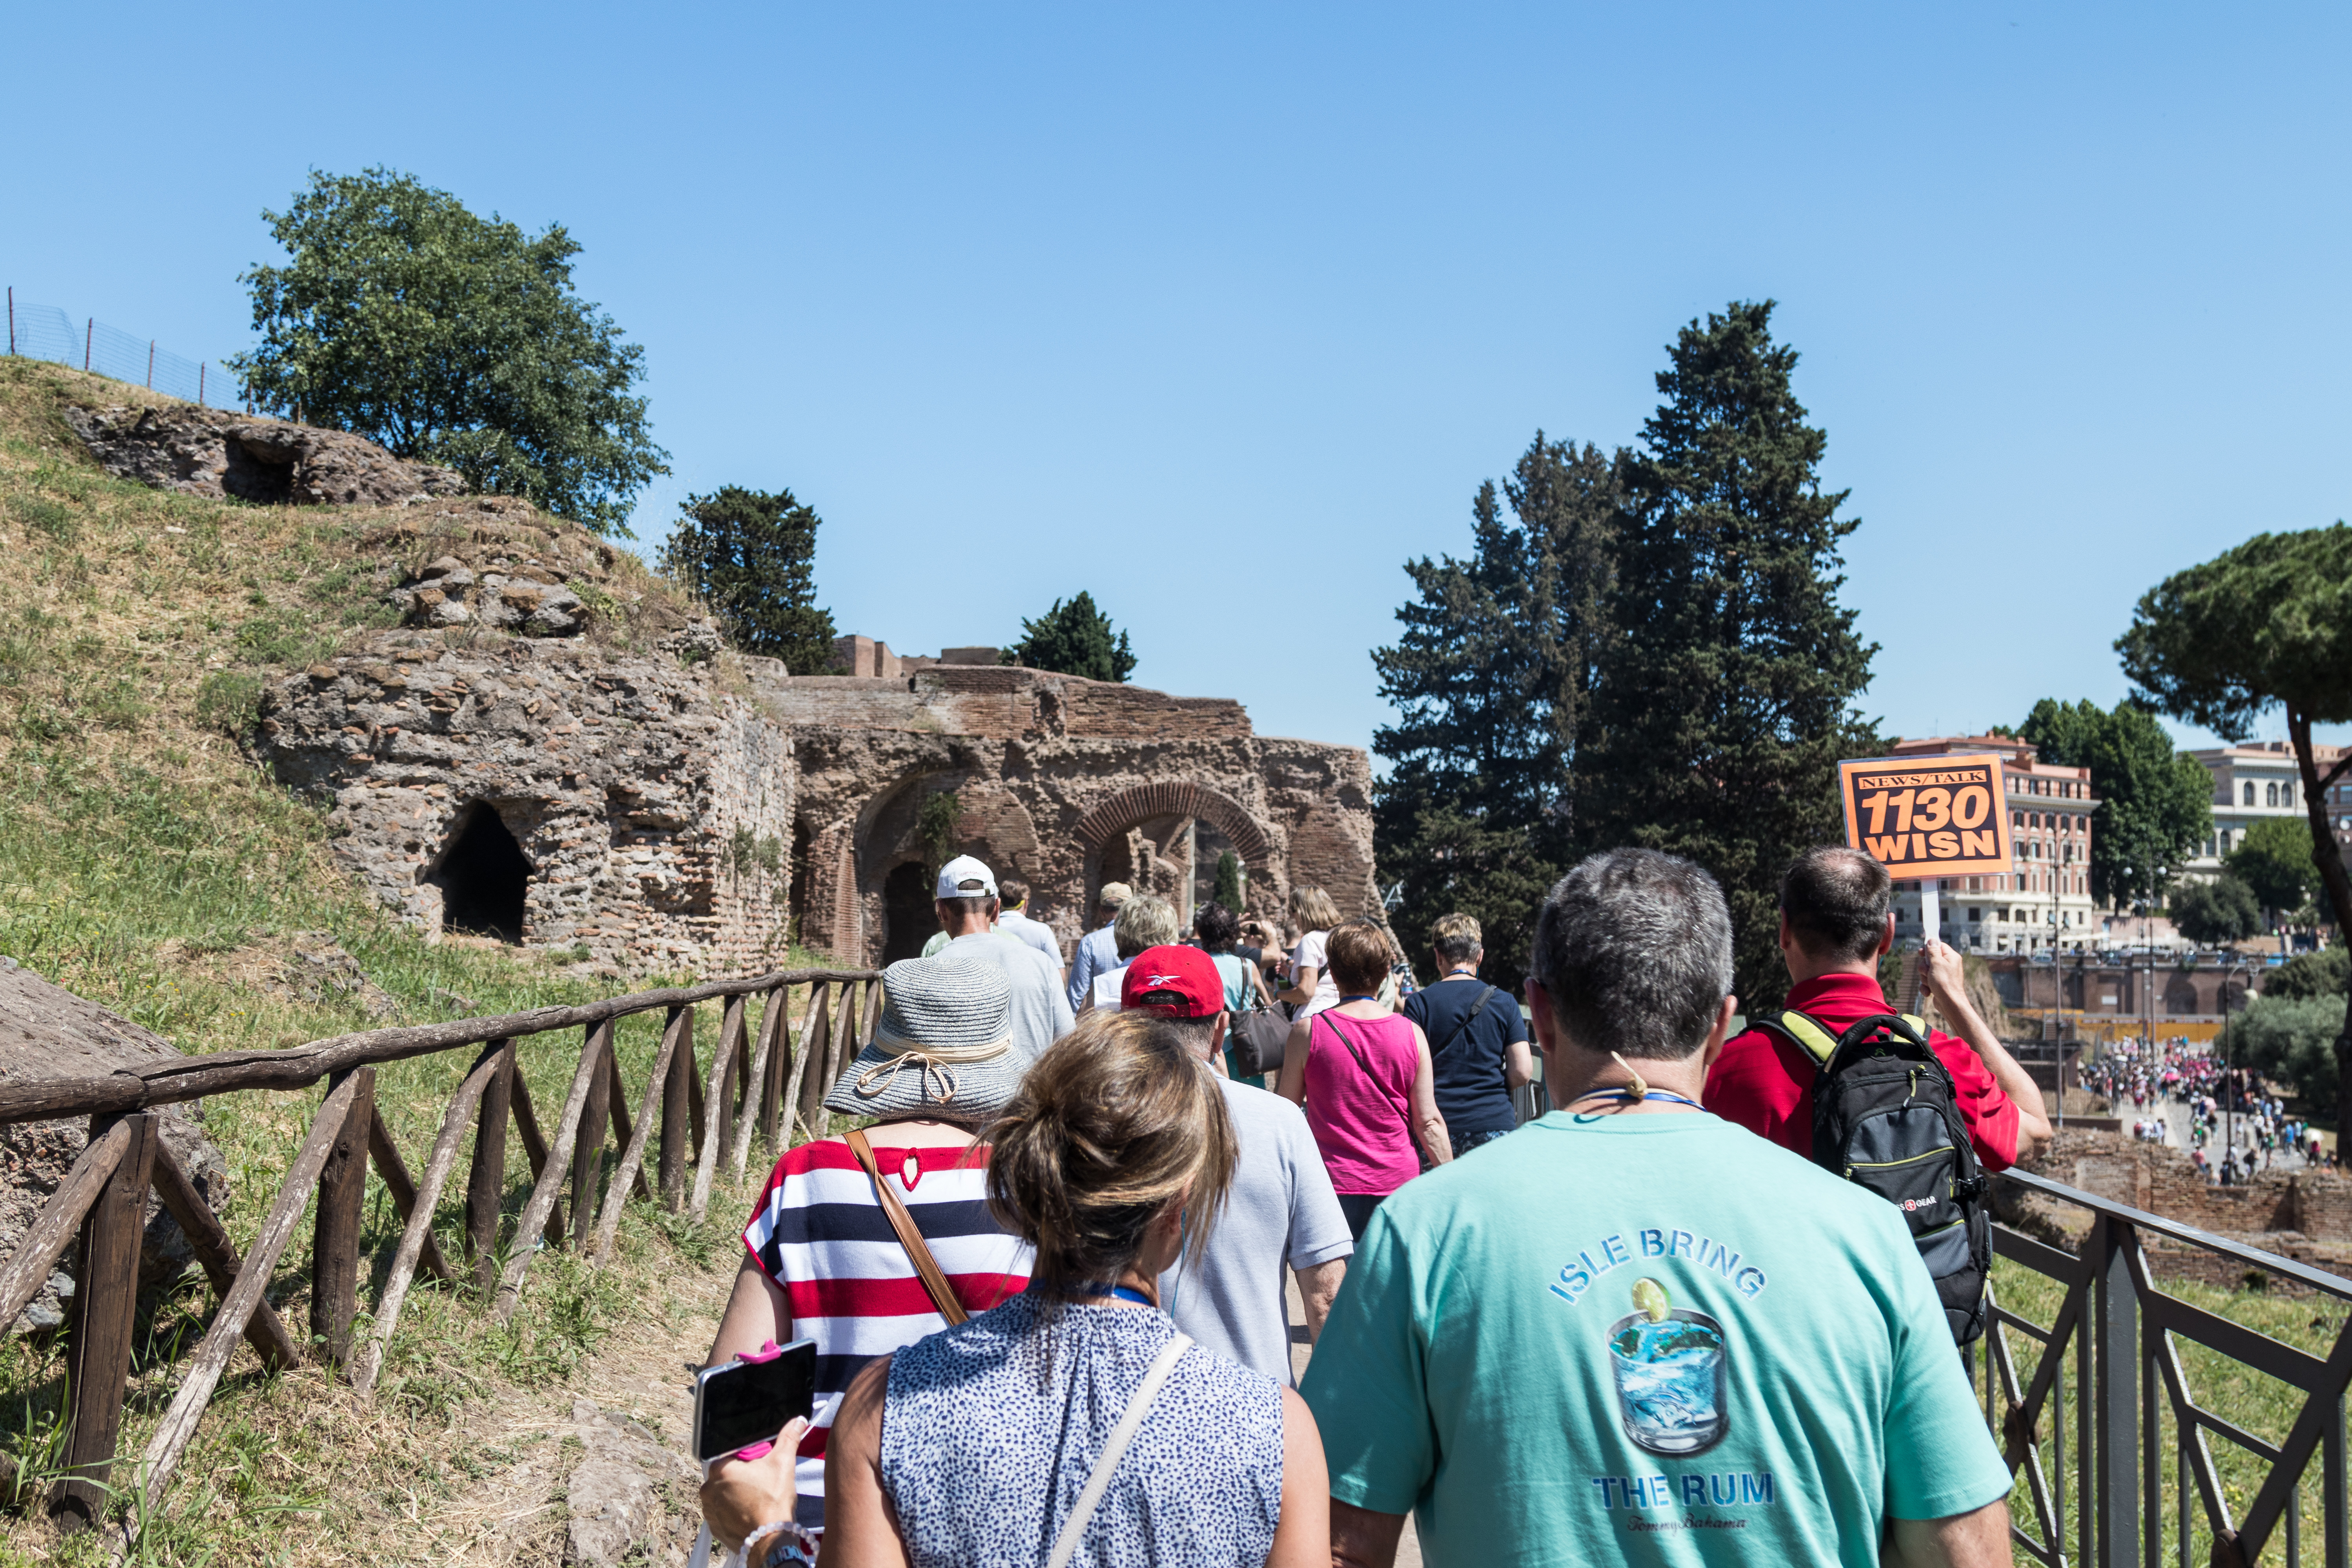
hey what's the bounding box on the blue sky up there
[6,3,2347,757]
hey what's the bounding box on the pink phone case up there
[730,1341,786,1461]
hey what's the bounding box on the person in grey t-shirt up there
[1120,944,1353,1384]
[927,856,1074,1060]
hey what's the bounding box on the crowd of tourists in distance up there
[692,845,2057,1568]
[2082,1038,2335,1181]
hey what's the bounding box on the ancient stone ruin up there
[0,959,230,1332]
[63,405,1379,974]
[261,636,1376,974]
[65,404,466,507]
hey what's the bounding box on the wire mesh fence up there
[5,287,250,410]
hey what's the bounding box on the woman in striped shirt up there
[700,958,1034,1553]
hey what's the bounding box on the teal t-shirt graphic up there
[1300,1111,2012,1568]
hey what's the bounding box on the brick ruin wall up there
[263,641,1377,976]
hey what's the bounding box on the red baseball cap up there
[1121,945,1225,1017]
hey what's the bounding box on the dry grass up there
[0,359,818,1563]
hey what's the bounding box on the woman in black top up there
[1397,913,1534,1154]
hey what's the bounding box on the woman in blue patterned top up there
[819,1009,1330,1567]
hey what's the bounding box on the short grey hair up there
[1529,848,1733,1062]
[1114,893,1181,960]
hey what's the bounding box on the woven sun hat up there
[823,957,1023,1119]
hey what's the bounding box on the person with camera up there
[822,1009,1333,1566]
[697,958,1035,1557]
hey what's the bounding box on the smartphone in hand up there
[693,1339,817,1464]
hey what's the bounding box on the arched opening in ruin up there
[787,824,814,945]
[432,804,532,942]
[881,861,936,964]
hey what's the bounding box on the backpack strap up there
[1430,985,1498,1060]
[1760,1009,1931,1068]
[1757,1009,1843,1067]
[846,1129,968,1326]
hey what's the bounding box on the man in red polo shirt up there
[1708,846,2051,1171]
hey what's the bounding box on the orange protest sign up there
[1836,753,2012,880]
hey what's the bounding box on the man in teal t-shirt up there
[1301,849,2015,1568]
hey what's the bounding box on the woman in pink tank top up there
[1276,920,1452,1236]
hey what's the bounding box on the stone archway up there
[1074,782,1271,867]
[1074,783,1274,926]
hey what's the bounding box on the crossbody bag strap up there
[844,1129,968,1327]
[1431,985,1497,1060]
[1316,1010,1377,1080]
[1043,1332,1194,1568]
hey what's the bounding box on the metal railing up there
[1985,1168,2350,1567]
[0,964,880,1532]
[5,288,248,409]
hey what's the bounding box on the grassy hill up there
[0,358,791,1564]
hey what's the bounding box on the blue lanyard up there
[1069,1281,1156,1307]
[1568,1089,1705,1111]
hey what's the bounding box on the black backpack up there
[1757,1009,1992,1345]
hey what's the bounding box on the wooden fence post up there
[591,1009,691,1261]
[311,1066,376,1368]
[658,1006,693,1209]
[813,984,856,1138]
[493,1038,607,1323]
[728,987,790,1180]
[711,996,748,1177]
[508,1060,567,1244]
[688,998,747,1223]
[51,1113,157,1532]
[356,1046,506,1393]
[465,1040,514,1293]
[149,1141,302,1372]
[140,1074,368,1515]
[792,984,836,1136]
[569,1023,614,1252]
[758,985,793,1152]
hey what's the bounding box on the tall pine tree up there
[1581,302,1880,1011]
[1374,434,1617,986]
[661,486,837,671]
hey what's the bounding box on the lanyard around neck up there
[1069,1281,1155,1307]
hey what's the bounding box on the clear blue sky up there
[7,2,2347,758]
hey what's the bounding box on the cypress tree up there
[660,485,837,671]
[1373,434,1617,986]
[1581,301,1881,1011]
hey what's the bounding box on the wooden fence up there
[0,964,881,1532]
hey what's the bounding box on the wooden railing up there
[0,965,881,1531]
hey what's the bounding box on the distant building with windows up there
[1882,735,2098,955]
[2179,740,2349,878]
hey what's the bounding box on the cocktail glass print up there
[1606,1308,1729,1455]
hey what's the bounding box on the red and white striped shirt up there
[741,1138,1032,1527]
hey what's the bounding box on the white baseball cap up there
[935,855,998,900]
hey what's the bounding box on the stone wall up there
[265,631,1377,977]
[262,633,793,975]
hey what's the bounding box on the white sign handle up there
[1921,883,1940,945]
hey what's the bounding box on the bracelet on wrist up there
[740,1519,817,1567]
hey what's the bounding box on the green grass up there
[1985,1254,2350,1566]
[0,360,824,1561]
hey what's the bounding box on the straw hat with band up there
[824,957,1027,1121]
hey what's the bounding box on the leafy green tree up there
[2014,698,2213,906]
[2221,995,2346,1107]
[2117,521,2352,1131]
[2266,946,2350,1003]
[230,167,669,535]
[2227,816,2322,918]
[660,486,837,671]
[2168,874,2261,946]
[1580,301,1881,1011]
[1212,851,1245,912]
[1005,592,1136,682]
[1372,434,1617,987]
